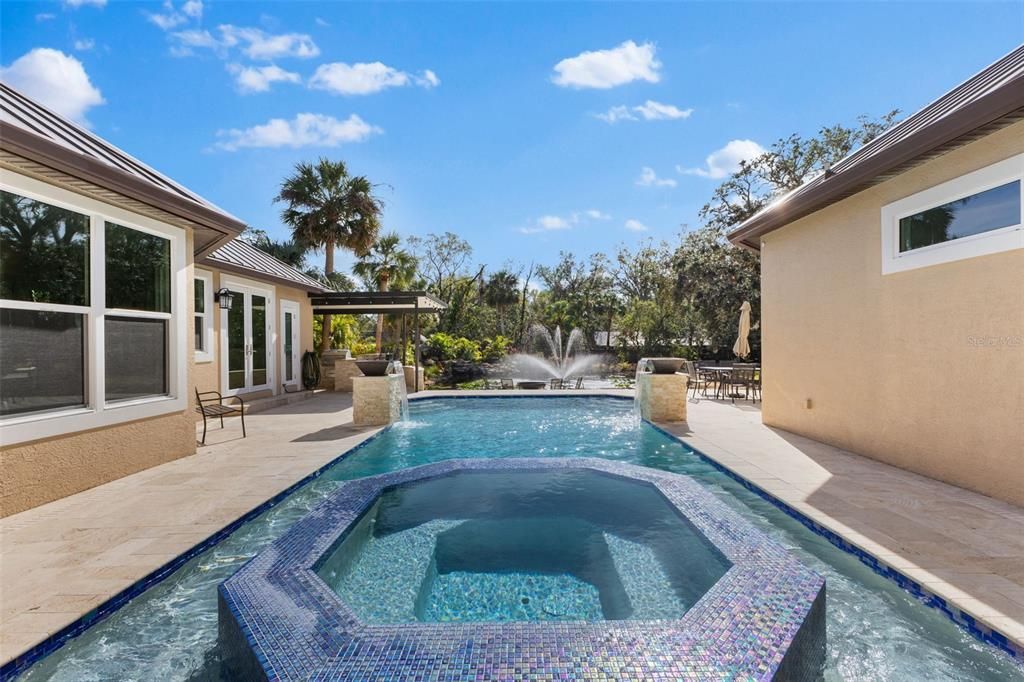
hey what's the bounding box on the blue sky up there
[2,1,1022,273]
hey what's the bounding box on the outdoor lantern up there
[215,287,235,310]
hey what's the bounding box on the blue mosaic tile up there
[219,457,827,681]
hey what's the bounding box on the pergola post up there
[414,299,420,392]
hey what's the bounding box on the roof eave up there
[0,121,247,242]
[199,258,328,293]
[727,72,1024,251]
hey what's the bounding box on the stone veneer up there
[403,364,424,393]
[333,357,363,392]
[352,375,405,426]
[637,372,689,422]
[219,457,826,681]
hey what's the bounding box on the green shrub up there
[479,335,512,362]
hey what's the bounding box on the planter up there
[355,360,390,377]
[517,380,547,390]
[647,358,685,375]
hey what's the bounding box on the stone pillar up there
[335,357,363,393]
[403,365,424,393]
[320,349,351,389]
[637,372,689,422]
[353,374,405,426]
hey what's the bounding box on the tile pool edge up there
[2,393,1019,679]
[642,419,1024,662]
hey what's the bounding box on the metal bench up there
[195,389,246,444]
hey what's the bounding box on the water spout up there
[633,358,653,419]
[387,360,410,421]
[502,325,604,381]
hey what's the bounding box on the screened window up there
[105,317,168,402]
[899,180,1021,253]
[1,191,90,305]
[194,276,206,351]
[0,309,86,416]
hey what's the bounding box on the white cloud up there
[596,99,692,123]
[624,219,648,232]
[64,0,106,8]
[36,13,57,21]
[552,40,661,89]
[182,0,203,18]
[520,210,610,234]
[220,25,319,60]
[170,25,319,60]
[214,113,381,151]
[227,63,301,93]
[633,100,692,120]
[636,166,677,188]
[309,61,439,95]
[0,48,104,125]
[315,17,330,27]
[679,139,766,179]
[73,38,95,51]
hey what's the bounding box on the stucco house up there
[728,46,1024,506]
[0,83,325,517]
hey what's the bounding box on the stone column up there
[637,372,689,422]
[320,349,351,389]
[353,374,405,426]
[403,365,424,393]
[335,357,363,393]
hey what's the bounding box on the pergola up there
[308,291,447,391]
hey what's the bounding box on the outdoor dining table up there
[702,366,761,400]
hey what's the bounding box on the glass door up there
[221,285,273,394]
[280,300,300,389]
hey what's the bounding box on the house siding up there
[760,119,1024,506]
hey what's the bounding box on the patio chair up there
[195,388,246,445]
[500,378,514,390]
[724,367,758,404]
[682,360,710,398]
[549,378,564,390]
[573,376,584,389]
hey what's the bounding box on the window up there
[0,309,85,416]
[0,171,187,445]
[193,270,213,362]
[882,154,1024,274]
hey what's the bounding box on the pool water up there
[18,397,1024,681]
[315,469,729,623]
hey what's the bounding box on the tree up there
[353,232,417,353]
[483,269,519,335]
[408,232,473,302]
[241,228,309,269]
[275,158,382,352]
[675,111,901,358]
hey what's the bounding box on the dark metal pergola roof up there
[308,291,447,315]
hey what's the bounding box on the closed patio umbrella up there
[732,301,751,359]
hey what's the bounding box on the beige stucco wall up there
[1,233,199,518]
[193,268,315,398]
[760,120,1024,507]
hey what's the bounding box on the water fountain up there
[502,324,604,381]
[388,360,410,422]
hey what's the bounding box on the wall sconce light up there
[215,288,235,310]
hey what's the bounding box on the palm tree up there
[275,158,382,352]
[353,233,417,353]
[483,269,519,335]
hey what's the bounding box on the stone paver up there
[1,388,1022,666]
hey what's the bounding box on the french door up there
[280,300,301,390]
[221,283,273,395]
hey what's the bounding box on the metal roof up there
[202,238,328,292]
[0,82,246,252]
[309,291,447,314]
[728,45,1024,250]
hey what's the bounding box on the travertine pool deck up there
[1,389,1022,668]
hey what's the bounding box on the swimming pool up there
[15,396,1024,680]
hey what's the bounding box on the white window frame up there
[0,169,188,446]
[194,268,214,363]
[881,153,1024,274]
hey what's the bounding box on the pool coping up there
[219,457,826,681]
[1,392,1019,679]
